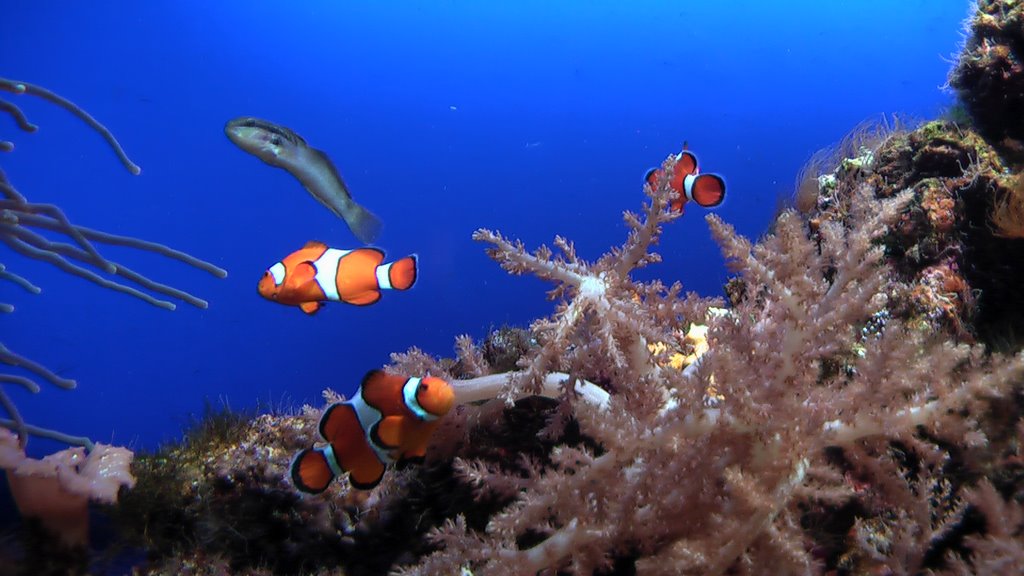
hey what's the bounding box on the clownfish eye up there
[419,382,429,392]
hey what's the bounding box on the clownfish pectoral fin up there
[394,428,432,468]
[670,200,686,214]
[299,301,323,314]
[290,447,335,494]
[288,261,318,289]
[383,417,432,469]
[383,255,418,291]
[372,415,406,451]
[400,437,430,463]
[690,173,726,208]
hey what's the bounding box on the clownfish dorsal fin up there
[675,151,698,176]
[303,240,329,250]
[319,402,348,441]
[360,369,390,391]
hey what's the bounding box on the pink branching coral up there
[391,161,1024,574]
[470,155,719,412]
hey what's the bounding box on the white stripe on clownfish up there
[347,389,394,465]
[269,262,287,286]
[313,248,351,301]
[324,374,444,470]
[403,377,440,421]
[683,173,699,202]
[320,444,345,478]
[376,261,395,290]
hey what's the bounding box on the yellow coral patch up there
[648,322,712,370]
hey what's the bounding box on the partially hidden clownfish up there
[291,370,456,492]
[258,241,417,314]
[644,143,726,213]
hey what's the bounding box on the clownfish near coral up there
[644,143,727,213]
[291,370,455,492]
[258,241,417,314]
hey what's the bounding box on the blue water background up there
[1,1,967,462]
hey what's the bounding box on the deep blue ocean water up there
[1,0,967,476]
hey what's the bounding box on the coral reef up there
[989,172,1024,239]
[860,119,1024,348]
[377,163,1022,576]
[942,1,1024,347]
[119,155,1024,572]
[948,0,1024,164]
[116,406,359,575]
[86,2,1024,574]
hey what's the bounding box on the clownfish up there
[644,144,726,213]
[258,241,417,314]
[291,370,456,492]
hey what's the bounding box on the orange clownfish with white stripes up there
[644,144,726,213]
[258,241,417,314]
[291,370,455,492]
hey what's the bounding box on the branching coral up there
[470,154,719,414]
[389,160,1024,574]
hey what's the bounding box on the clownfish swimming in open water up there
[258,241,417,314]
[644,144,726,213]
[291,370,455,491]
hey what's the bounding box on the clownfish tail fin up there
[290,447,335,494]
[387,255,418,291]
